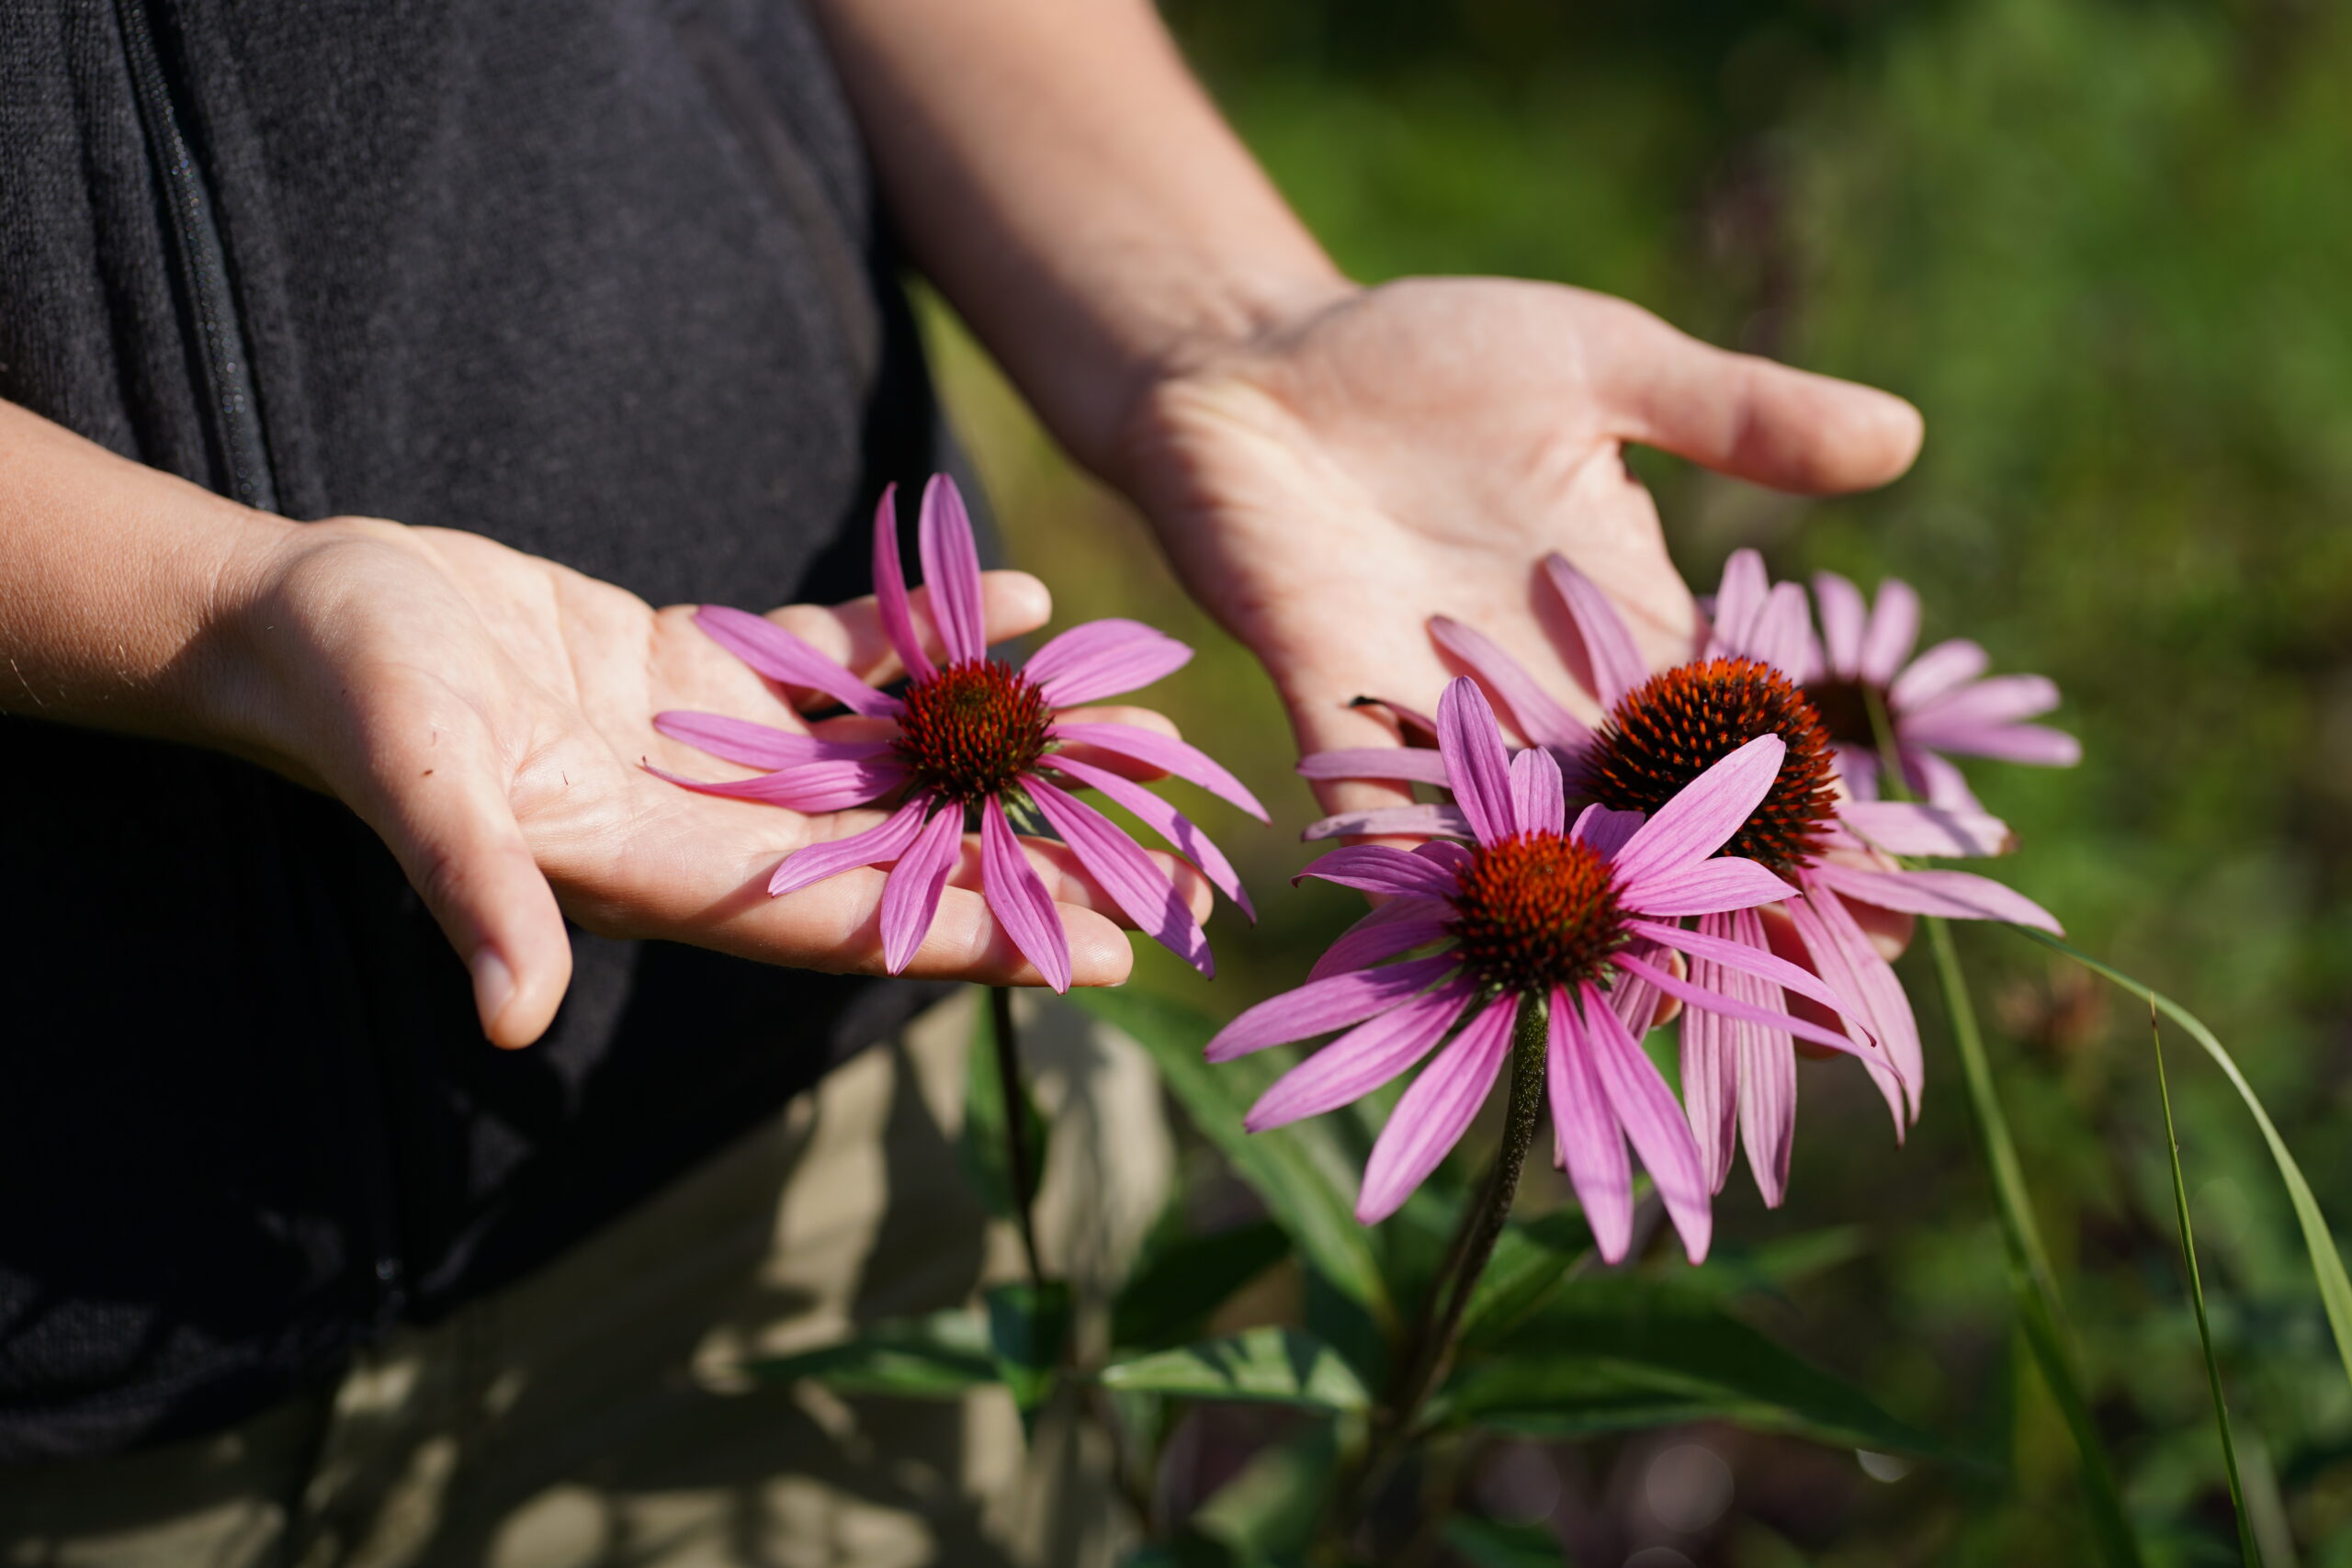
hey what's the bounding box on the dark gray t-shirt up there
[0,0,960,1461]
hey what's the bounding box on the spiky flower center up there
[893,660,1050,804]
[1800,675,1881,750]
[1586,657,1838,874]
[1448,833,1626,995]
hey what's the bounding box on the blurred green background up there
[924,1,2352,1561]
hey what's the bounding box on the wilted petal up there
[1049,722,1269,820]
[1356,991,1520,1223]
[878,801,964,974]
[1543,554,1649,708]
[1027,776,1214,976]
[980,795,1070,992]
[1204,954,1463,1062]
[1027,619,1194,707]
[694,605,901,717]
[1246,975,1478,1131]
[917,474,987,665]
[1430,617,1592,751]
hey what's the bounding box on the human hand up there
[208,518,1211,1046]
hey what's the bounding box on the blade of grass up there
[2148,1002,2259,1567]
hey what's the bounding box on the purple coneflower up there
[1297,552,2064,1208]
[653,475,1261,990]
[1209,677,1891,1261]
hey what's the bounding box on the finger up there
[1592,300,1924,495]
[771,570,1052,685]
[936,830,1216,929]
[344,731,573,1048]
[732,870,1137,987]
[1287,694,1426,829]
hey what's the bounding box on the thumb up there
[350,743,574,1048]
[1597,306,1925,495]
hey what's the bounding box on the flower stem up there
[990,985,1046,1287]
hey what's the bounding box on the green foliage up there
[1101,1328,1370,1412]
[961,990,1050,1226]
[1442,1515,1568,1568]
[741,1310,997,1399]
[985,1280,1072,1428]
[1113,1219,1291,1350]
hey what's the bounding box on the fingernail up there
[472,949,516,1039]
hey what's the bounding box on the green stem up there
[990,985,1046,1287]
[2150,1004,2259,1566]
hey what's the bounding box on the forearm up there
[0,398,292,744]
[806,0,1349,469]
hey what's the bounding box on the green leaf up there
[1069,989,1392,1323]
[1438,1275,1959,1461]
[1101,1327,1371,1411]
[1113,1219,1291,1350]
[985,1280,1072,1426]
[961,987,1049,1227]
[1191,1421,1341,1561]
[740,1309,997,1398]
[1457,1205,1596,1349]
[1443,1515,1567,1568]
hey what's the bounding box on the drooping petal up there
[1306,898,1454,981]
[1808,863,2063,932]
[1295,843,1461,898]
[1204,953,1462,1062]
[1246,975,1479,1132]
[654,711,884,771]
[1786,883,1917,1128]
[1047,722,1270,820]
[1581,980,1712,1263]
[1570,803,1645,859]
[1678,933,1743,1194]
[1905,720,2082,768]
[1857,579,1921,685]
[1612,951,1881,1060]
[1295,748,1455,786]
[1027,619,1194,707]
[877,801,964,974]
[1356,991,1520,1223]
[1811,571,1868,678]
[1623,917,1860,1021]
[1302,804,1476,843]
[1550,988,1634,1262]
[1435,675,1517,848]
[1429,617,1592,751]
[1026,776,1214,976]
[1603,938,1666,1040]
[1611,734,1788,887]
[768,795,933,898]
[917,474,988,665]
[1509,743,1567,838]
[1732,938,1799,1208]
[1836,800,2014,860]
[1039,754,1254,919]
[694,605,902,717]
[978,795,1071,993]
[1621,858,1799,918]
[1706,549,1770,658]
[1543,554,1649,709]
[1889,637,1989,711]
[870,482,935,681]
[647,755,908,813]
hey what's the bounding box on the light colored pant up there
[0,995,1170,1568]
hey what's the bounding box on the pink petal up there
[1570,803,1645,859]
[1889,637,1988,711]
[1705,549,1770,658]
[1435,675,1517,848]
[1746,581,1814,677]
[870,483,934,681]
[1430,616,1592,751]
[1621,857,1801,918]
[1623,916,1859,1021]
[1302,804,1476,843]
[1026,776,1214,976]
[1295,843,1461,898]
[1306,899,1454,982]
[1679,908,1775,1198]
[877,801,964,974]
[1736,994,1798,1209]
[647,755,907,812]
[1858,579,1921,685]
[1836,800,2014,860]
[694,605,901,717]
[1036,755,1254,919]
[917,474,988,665]
[1245,975,1479,1131]
[1027,618,1194,707]
[1904,673,2063,731]
[1549,989,1634,1262]
[1048,723,1269,821]
[1581,979,1712,1263]
[1611,951,1880,1061]
[1416,840,1475,874]
[1612,734,1787,887]
[1785,883,1917,1128]
[1906,746,1986,811]
[1808,863,2063,932]
[1542,554,1648,708]
[653,711,881,770]
[1204,953,1463,1062]
[1508,742,1566,838]
[1356,991,1520,1223]
[1906,721,2082,768]
[979,795,1070,993]
[1811,571,1868,678]
[1603,938,1666,1040]
[1295,748,1454,786]
[768,795,933,897]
